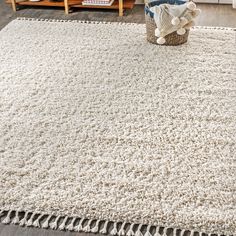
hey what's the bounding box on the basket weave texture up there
[145,0,190,46]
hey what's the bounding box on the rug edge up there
[0,209,235,236]
[12,17,236,31]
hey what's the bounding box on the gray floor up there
[0,224,79,236]
[0,0,236,235]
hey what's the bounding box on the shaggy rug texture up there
[0,18,235,236]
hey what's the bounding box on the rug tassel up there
[154,226,161,236]
[163,227,168,236]
[127,223,135,236]
[2,210,12,224]
[49,215,60,230]
[144,225,152,236]
[59,216,69,231]
[12,211,20,224]
[83,219,93,232]
[33,214,44,228]
[66,217,77,231]
[135,224,143,236]
[19,212,29,226]
[118,222,126,236]
[0,210,224,236]
[91,219,100,233]
[173,228,177,236]
[180,229,185,236]
[75,218,85,232]
[42,215,52,229]
[111,222,118,235]
[26,212,36,227]
[100,220,109,234]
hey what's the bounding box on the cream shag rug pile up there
[0,18,235,236]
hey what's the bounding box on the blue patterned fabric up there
[145,0,186,18]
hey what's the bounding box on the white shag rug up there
[0,18,235,236]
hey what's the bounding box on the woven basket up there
[145,0,190,46]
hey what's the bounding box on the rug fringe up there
[2,210,12,224]
[15,17,140,26]
[91,219,100,233]
[0,210,234,236]
[33,214,44,228]
[12,211,20,224]
[100,220,109,234]
[192,25,236,31]
[14,17,236,31]
[118,221,127,236]
[111,222,118,235]
[66,217,76,231]
[145,225,152,236]
[41,215,51,228]
[154,226,161,236]
[59,216,68,230]
[49,215,61,230]
[74,217,85,232]
[127,223,135,236]
[173,228,177,236]
[26,212,36,227]
[180,229,185,236]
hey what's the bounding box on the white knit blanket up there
[150,2,200,44]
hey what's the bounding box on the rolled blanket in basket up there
[150,2,201,44]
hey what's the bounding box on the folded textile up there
[150,2,201,44]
